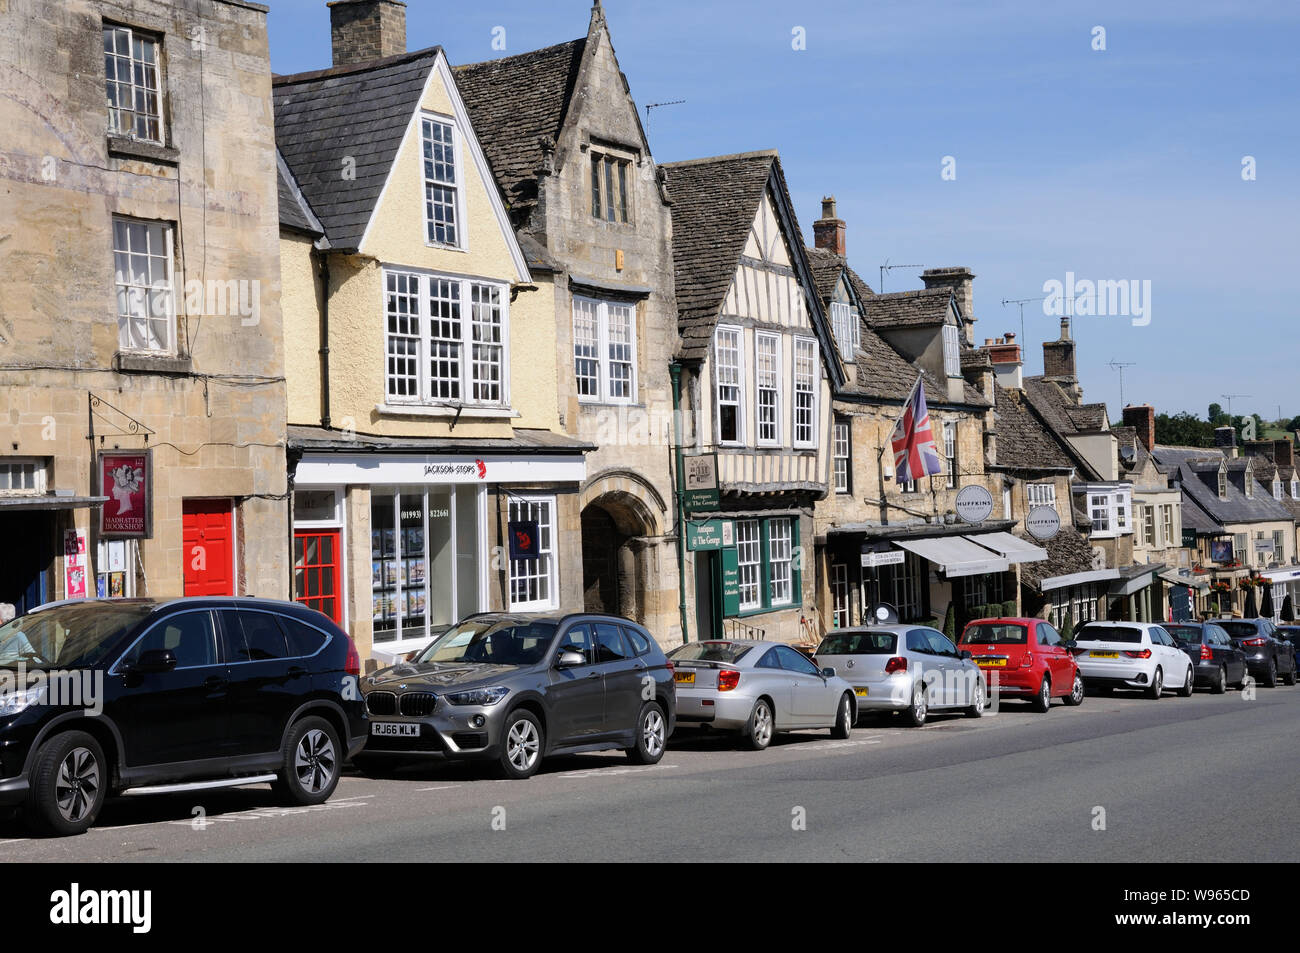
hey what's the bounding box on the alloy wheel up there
[294,728,337,795]
[55,747,100,824]
[1071,675,1084,704]
[753,702,773,746]
[642,708,666,758]
[507,718,541,772]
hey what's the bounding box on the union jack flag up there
[891,375,944,483]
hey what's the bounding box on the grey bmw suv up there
[357,613,676,779]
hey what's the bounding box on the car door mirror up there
[1062,640,1077,650]
[556,649,585,668]
[133,648,178,673]
[959,650,973,661]
[820,666,836,678]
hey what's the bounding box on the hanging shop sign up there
[683,453,720,513]
[99,450,153,539]
[1025,505,1061,541]
[508,520,541,560]
[955,485,994,524]
[687,519,733,552]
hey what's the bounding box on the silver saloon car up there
[667,640,857,750]
[813,625,987,727]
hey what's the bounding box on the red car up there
[958,617,1084,712]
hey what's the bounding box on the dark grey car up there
[357,613,676,779]
[1165,622,1249,692]
[1213,618,1298,687]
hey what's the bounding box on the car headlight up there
[443,686,509,707]
[0,687,44,717]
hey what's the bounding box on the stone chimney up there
[1041,316,1081,403]
[1214,426,1237,457]
[984,332,1022,390]
[329,0,407,67]
[813,197,846,257]
[1122,404,1156,451]
[921,267,975,344]
[1274,439,1294,469]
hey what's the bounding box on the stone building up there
[454,2,682,641]
[275,1,589,663]
[804,211,1038,638]
[0,0,288,610]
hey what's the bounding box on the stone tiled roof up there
[453,39,586,227]
[961,348,993,370]
[1019,526,1099,592]
[274,49,442,252]
[1023,377,1108,434]
[993,385,1073,469]
[840,327,989,407]
[661,151,789,361]
[865,287,953,329]
[804,245,875,303]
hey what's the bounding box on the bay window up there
[755,332,780,445]
[734,516,802,614]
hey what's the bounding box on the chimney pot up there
[813,196,846,257]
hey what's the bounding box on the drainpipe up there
[670,362,690,644]
[316,249,331,429]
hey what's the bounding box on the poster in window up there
[382,560,399,587]
[406,557,426,586]
[404,526,425,556]
[372,560,383,587]
[109,573,125,598]
[99,450,152,538]
[407,589,426,619]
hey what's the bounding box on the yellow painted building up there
[275,22,587,664]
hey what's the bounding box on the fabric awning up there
[1262,566,1300,584]
[894,536,1009,578]
[969,532,1047,565]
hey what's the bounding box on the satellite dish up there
[869,602,899,624]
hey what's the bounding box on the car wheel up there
[626,701,667,765]
[742,698,774,750]
[498,709,544,779]
[965,677,986,718]
[1264,659,1278,688]
[272,716,341,806]
[1063,672,1085,707]
[24,731,106,836]
[902,681,928,727]
[1210,665,1227,695]
[1146,667,1164,700]
[1031,676,1051,713]
[1284,662,1297,687]
[1175,666,1195,698]
[831,693,854,737]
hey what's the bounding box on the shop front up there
[290,436,588,664]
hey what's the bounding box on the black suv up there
[1213,618,1299,687]
[358,612,676,779]
[0,598,366,835]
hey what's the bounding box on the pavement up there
[3,682,1296,862]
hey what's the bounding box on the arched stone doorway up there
[579,474,665,623]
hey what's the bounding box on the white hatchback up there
[1073,621,1195,699]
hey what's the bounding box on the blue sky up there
[268,0,1300,422]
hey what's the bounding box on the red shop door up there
[294,530,341,623]
[182,500,234,596]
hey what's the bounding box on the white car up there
[1073,621,1194,699]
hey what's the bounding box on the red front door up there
[183,499,234,596]
[294,530,342,623]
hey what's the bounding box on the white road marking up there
[416,785,456,792]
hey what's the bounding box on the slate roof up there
[993,385,1073,470]
[274,49,441,252]
[1018,526,1099,592]
[865,287,954,329]
[661,151,798,361]
[1153,445,1296,527]
[277,153,324,238]
[454,39,586,226]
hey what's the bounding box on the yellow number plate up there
[1090,651,1119,659]
[976,659,1007,668]
[674,671,695,684]
[854,687,869,697]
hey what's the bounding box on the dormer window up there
[1274,480,1283,501]
[830,301,855,358]
[942,324,960,377]
[1244,464,1254,499]
[1291,480,1298,498]
[1218,465,1228,498]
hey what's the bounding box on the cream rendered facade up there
[279,52,583,664]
